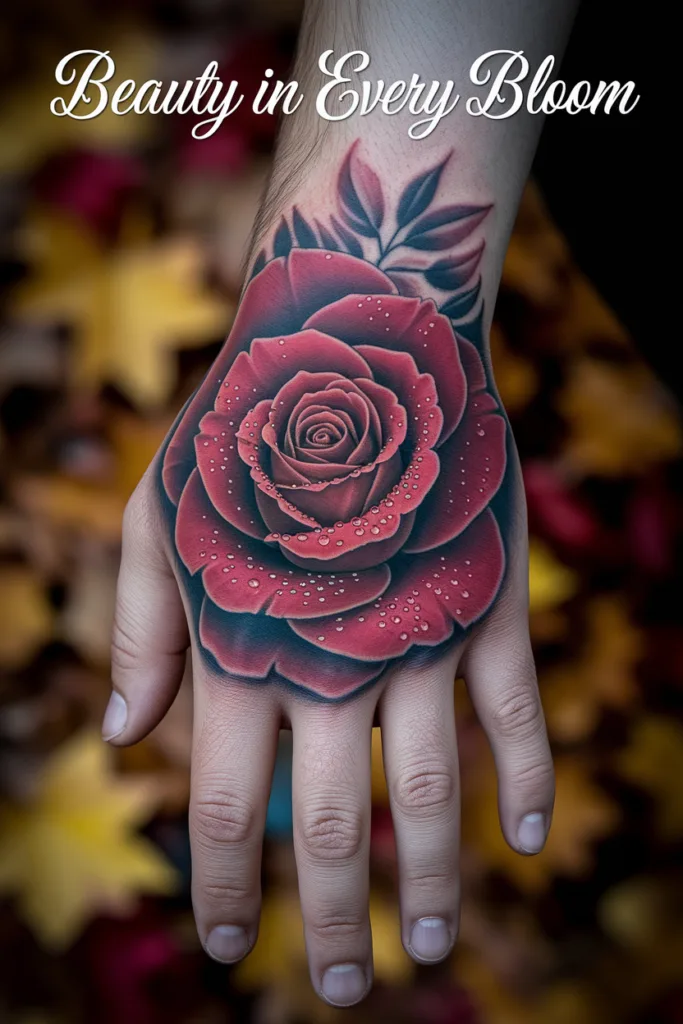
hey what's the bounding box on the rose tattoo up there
[160,144,508,700]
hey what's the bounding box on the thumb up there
[104,485,189,745]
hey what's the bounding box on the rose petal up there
[199,599,386,698]
[290,509,505,659]
[269,370,349,448]
[280,510,416,573]
[254,488,314,536]
[403,394,507,554]
[356,345,443,449]
[162,253,396,505]
[196,409,265,539]
[285,450,403,526]
[177,469,390,618]
[215,330,374,421]
[457,336,488,392]
[304,294,466,441]
[235,403,319,530]
[294,410,356,463]
[266,384,376,479]
[231,251,396,356]
[268,449,438,568]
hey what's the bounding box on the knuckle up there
[201,878,253,906]
[110,617,141,675]
[403,868,459,894]
[393,764,455,816]
[299,805,364,862]
[192,789,255,848]
[121,480,167,567]
[513,758,555,796]
[308,912,367,942]
[490,687,543,740]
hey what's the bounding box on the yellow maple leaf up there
[12,210,232,408]
[616,716,683,840]
[0,731,177,949]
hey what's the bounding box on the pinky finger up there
[461,613,554,855]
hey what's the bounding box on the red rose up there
[163,250,506,699]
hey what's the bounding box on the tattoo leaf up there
[273,216,293,258]
[251,249,266,278]
[424,242,484,291]
[292,207,318,248]
[440,280,481,320]
[403,204,491,251]
[338,141,384,237]
[330,215,365,258]
[315,219,341,251]
[396,153,451,228]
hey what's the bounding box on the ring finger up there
[379,651,461,964]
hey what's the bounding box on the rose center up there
[305,422,341,448]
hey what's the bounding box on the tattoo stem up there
[377,225,408,267]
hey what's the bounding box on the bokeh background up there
[1,3,681,1023]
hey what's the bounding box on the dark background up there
[534,1,678,395]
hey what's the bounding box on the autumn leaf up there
[528,540,578,615]
[559,356,682,476]
[0,731,177,949]
[541,595,642,743]
[616,716,683,840]
[0,33,158,175]
[489,324,538,414]
[12,210,232,408]
[463,755,619,892]
[0,565,54,669]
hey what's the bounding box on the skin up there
[105,0,578,1008]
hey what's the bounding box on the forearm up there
[117,3,573,998]
[248,0,579,306]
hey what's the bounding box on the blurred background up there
[0,3,681,1023]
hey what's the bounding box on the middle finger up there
[290,689,377,1007]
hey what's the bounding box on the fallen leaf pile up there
[0,8,682,1024]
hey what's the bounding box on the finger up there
[107,488,189,744]
[461,608,555,855]
[190,672,280,964]
[379,652,460,964]
[290,692,376,1008]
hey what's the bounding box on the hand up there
[105,142,554,1008]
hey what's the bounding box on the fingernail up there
[321,963,367,1006]
[409,917,451,961]
[102,691,127,741]
[518,812,547,853]
[206,925,248,963]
